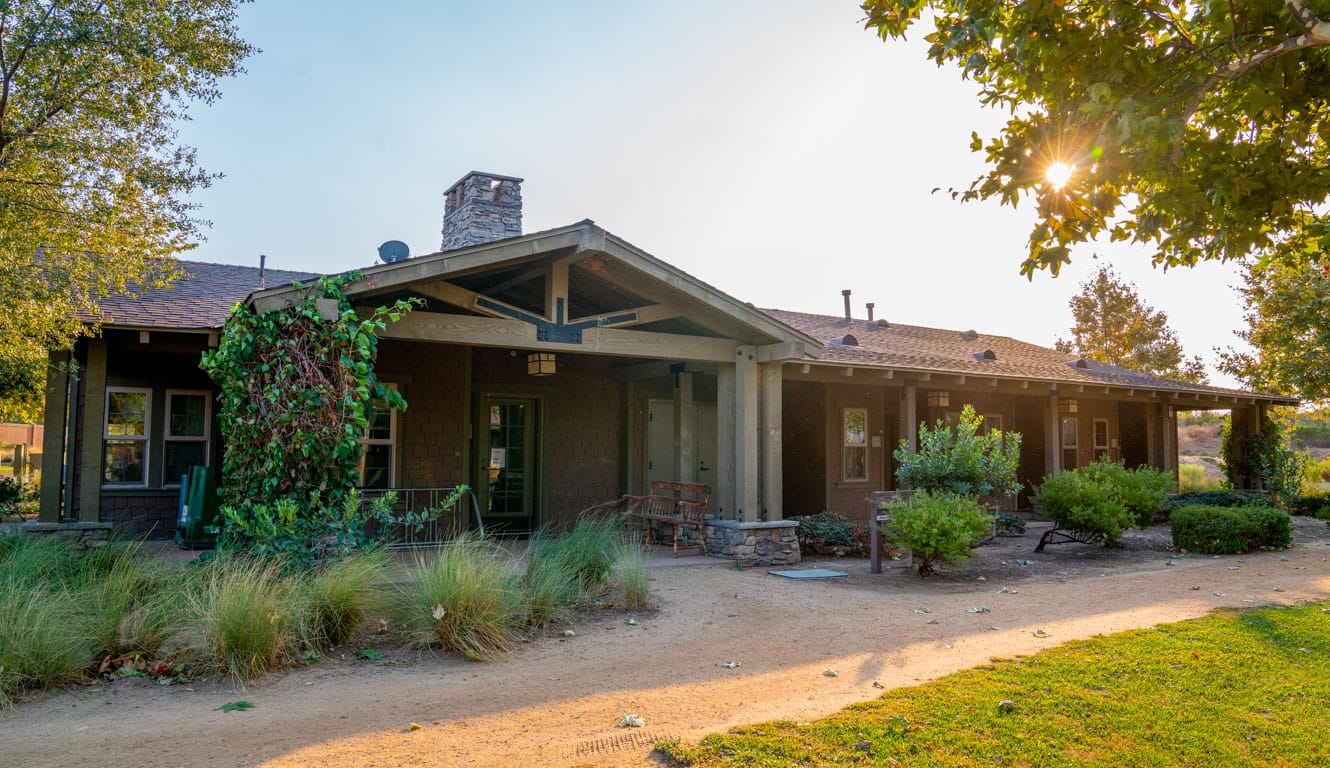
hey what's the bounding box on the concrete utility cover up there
[768,568,848,580]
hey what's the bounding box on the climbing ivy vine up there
[200,273,420,564]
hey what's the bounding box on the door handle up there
[698,462,711,472]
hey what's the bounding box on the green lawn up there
[657,602,1330,767]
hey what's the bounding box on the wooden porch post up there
[717,365,736,518]
[1046,395,1060,476]
[37,350,70,523]
[675,372,696,484]
[77,339,108,523]
[901,384,918,454]
[734,345,759,521]
[759,361,782,520]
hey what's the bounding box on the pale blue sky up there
[178,1,1249,387]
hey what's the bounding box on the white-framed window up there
[104,387,150,486]
[841,407,868,482]
[358,385,398,489]
[1093,418,1110,458]
[163,390,211,486]
[1061,417,1079,471]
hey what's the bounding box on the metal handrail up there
[360,486,484,547]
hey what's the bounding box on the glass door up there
[477,397,539,534]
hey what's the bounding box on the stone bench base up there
[703,519,800,567]
[20,521,115,547]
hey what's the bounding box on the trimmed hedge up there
[1163,490,1272,514]
[1170,505,1291,554]
[795,511,872,557]
[1289,494,1330,520]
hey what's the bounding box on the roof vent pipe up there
[866,302,875,324]
[842,289,852,324]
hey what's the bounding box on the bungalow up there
[32,172,1296,558]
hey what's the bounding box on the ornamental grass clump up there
[394,535,524,660]
[882,491,992,576]
[609,536,651,610]
[290,549,388,649]
[0,571,88,707]
[187,557,294,680]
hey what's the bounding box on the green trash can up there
[174,465,220,549]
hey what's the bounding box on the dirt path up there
[5,519,1330,768]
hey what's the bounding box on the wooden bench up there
[623,481,711,557]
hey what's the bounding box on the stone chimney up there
[440,171,524,251]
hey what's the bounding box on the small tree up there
[1220,417,1310,508]
[894,404,1022,498]
[883,491,992,577]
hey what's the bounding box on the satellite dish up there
[377,240,410,264]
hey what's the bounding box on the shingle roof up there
[94,261,318,330]
[760,307,1293,403]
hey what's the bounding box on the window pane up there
[104,440,145,484]
[1094,420,1109,448]
[358,444,392,489]
[844,409,866,446]
[843,446,867,480]
[367,406,392,441]
[107,392,146,437]
[169,394,207,437]
[1062,418,1078,447]
[163,441,206,485]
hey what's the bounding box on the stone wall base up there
[703,519,800,567]
[20,521,115,547]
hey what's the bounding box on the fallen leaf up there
[625,618,639,625]
[616,713,646,728]
[217,701,255,713]
[823,668,838,677]
[408,722,422,731]
[720,661,741,669]
[355,649,382,661]
[967,606,991,613]
[997,699,1016,713]
[562,630,575,637]
[873,681,885,689]
[1033,629,1050,638]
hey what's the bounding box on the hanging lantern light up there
[527,351,556,376]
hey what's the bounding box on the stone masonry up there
[704,519,801,568]
[440,171,523,251]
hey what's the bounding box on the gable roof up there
[93,261,318,331]
[763,307,1297,406]
[250,220,822,351]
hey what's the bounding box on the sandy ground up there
[5,518,1330,768]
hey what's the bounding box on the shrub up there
[994,512,1026,537]
[187,557,294,679]
[881,491,992,577]
[1164,489,1272,513]
[1077,459,1173,527]
[796,511,872,556]
[1033,469,1135,546]
[290,549,387,648]
[1178,463,1223,493]
[894,404,1022,497]
[1171,505,1292,554]
[0,476,36,517]
[1289,493,1330,520]
[393,535,524,660]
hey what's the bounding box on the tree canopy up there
[1055,265,1208,383]
[1220,252,1330,401]
[0,0,254,412]
[861,0,1330,277]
